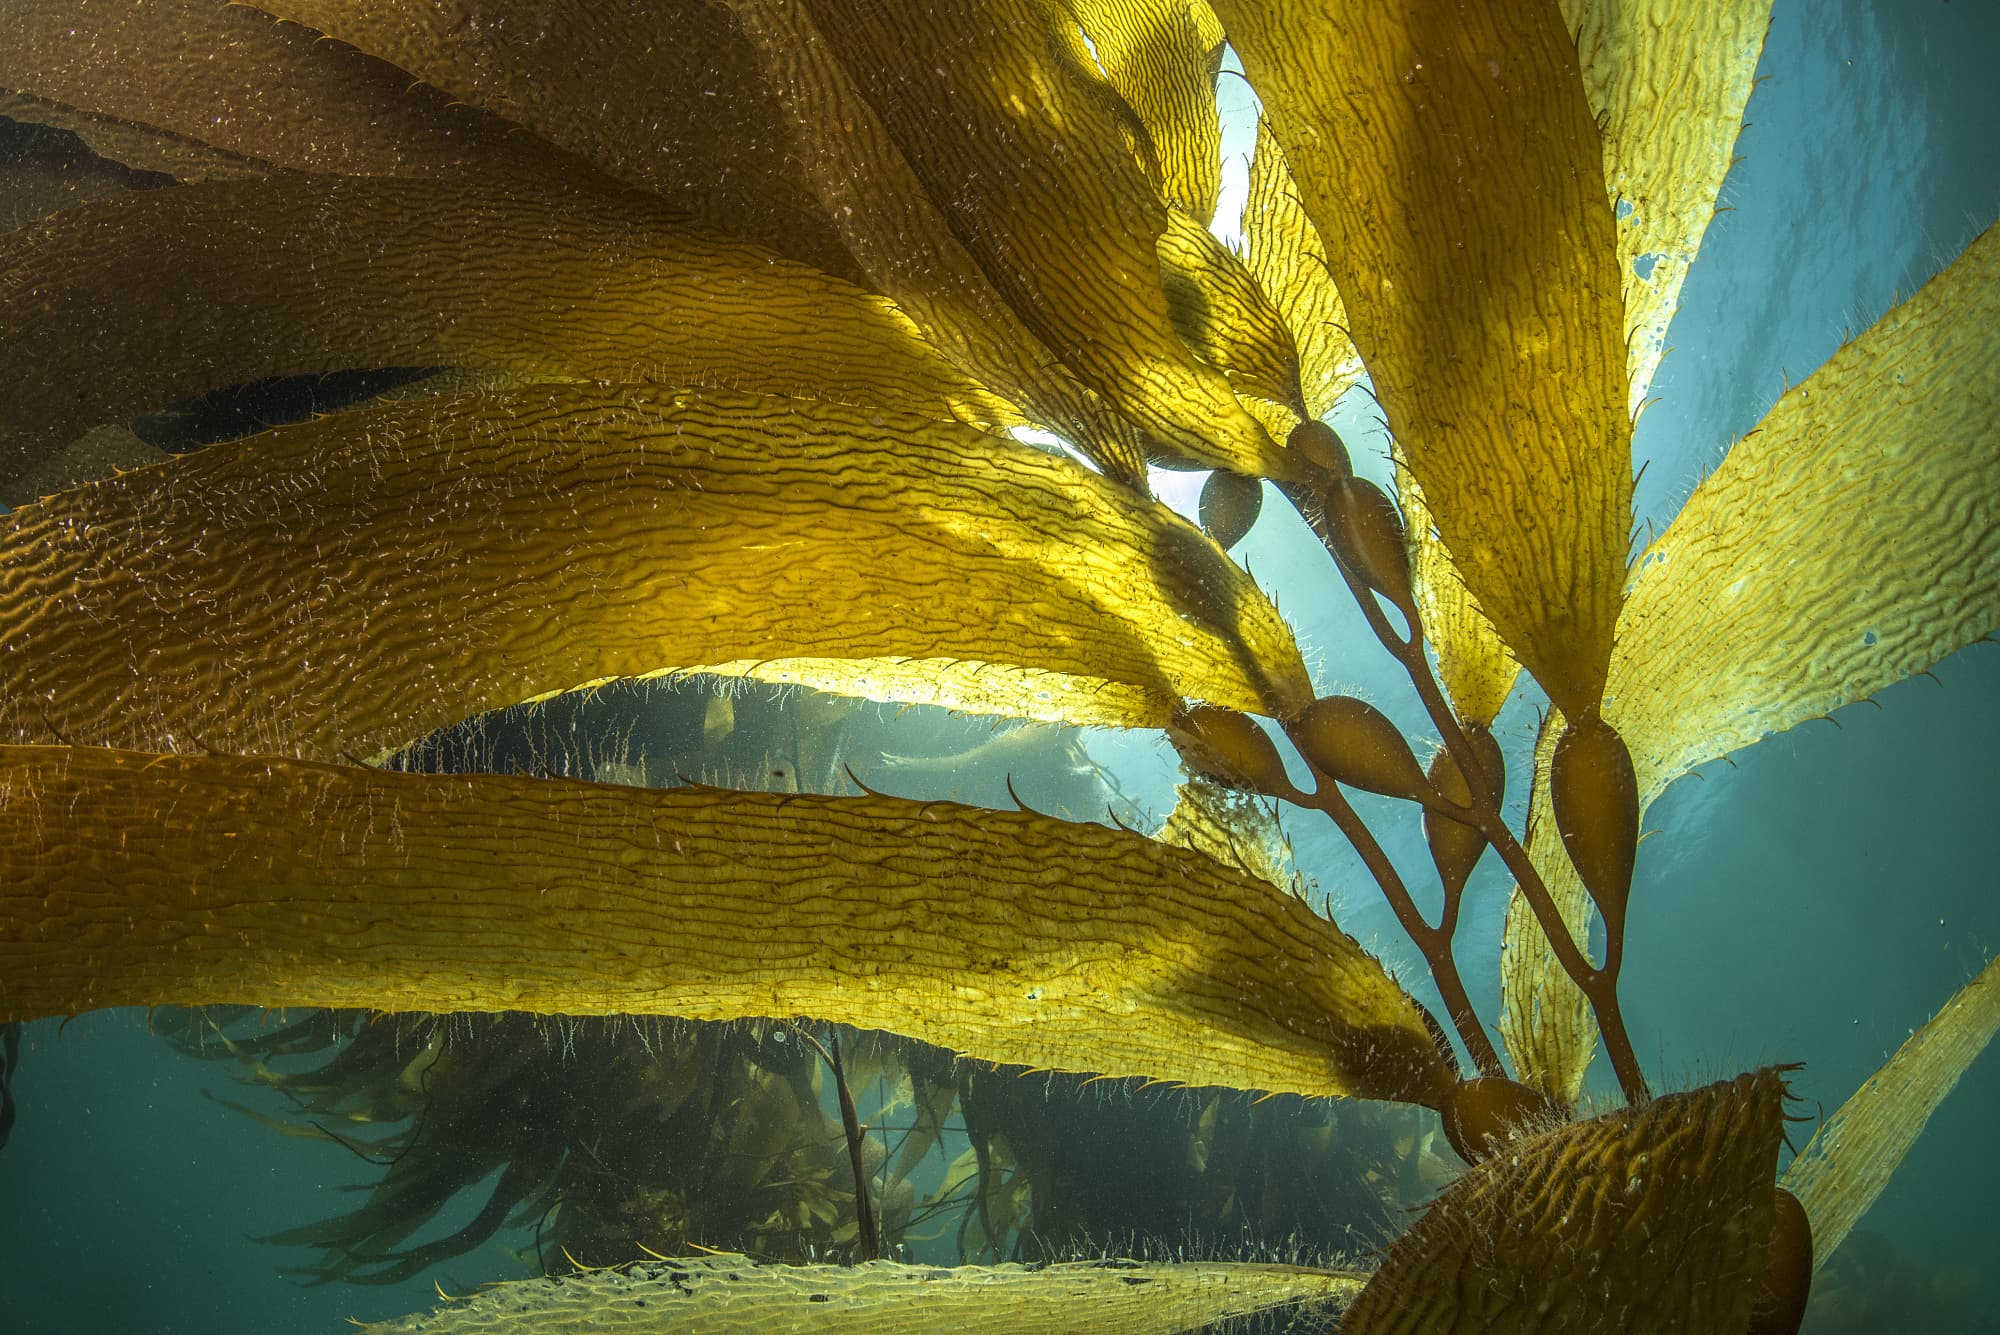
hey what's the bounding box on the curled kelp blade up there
[0,176,1010,480]
[1241,124,1361,422]
[361,1254,1362,1335]
[1067,0,1227,225]
[0,385,1311,759]
[723,0,1150,485]
[1563,0,1774,410]
[0,745,1451,1105]
[1212,0,1633,719]
[0,0,568,183]
[798,0,1294,480]
[1502,223,2000,1104]
[1345,1069,1788,1335]
[250,0,857,280]
[1784,952,2000,1269]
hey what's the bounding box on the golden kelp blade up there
[255,0,857,280]
[0,746,1451,1105]
[1783,952,2000,1269]
[1155,207,1306,411]
[1504,224,2000,1103]
[0,0,562,182]
[1344,1070,1788,1335]
[723,0,1151,485]
[1212,0,1633,719]
[1068,0,1228,224]
[1398,463,1518,728]
[360,1254,1363,1335]
[1609,219,2000,802]
[0,176,1009,479]
[800,0,1294,480]
[1242,124,1360,422]
[0,385,1311,759]
[1562,0,1774,410]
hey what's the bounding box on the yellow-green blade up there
[0,386,1312,760]
[1784,953,2000,1269]
[0,746,1451,1106]
[362,1254,1363,1334]
[1212,0,1633,718]
[1067,0,1228,224]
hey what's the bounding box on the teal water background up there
[2,1,1998,1330]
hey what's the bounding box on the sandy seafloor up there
[2,1,1997,1331]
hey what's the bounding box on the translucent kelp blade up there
[0,386,1313,760]
[1397,461,1518,728]
[0,177,1011,480]
[1783,952,2000,1269]
[1156,207,1306,411]
[361,1254,1362,1335]
[1066,0,1227,225]
[1609,220,2000,802]
[723,0,1149,486]
[0,0,565,182]
[1344,1070,1786,1335]
[250,0,856,280]
[1242,124,1361,422]
[1498,715,1595,1107]
[1503,224,2000,1104]
[1212,0,1633,719]
[799,0,1293,480]
[1562,0,1774,411]
[1158,778,1308,900]
[0,746,1452,1106]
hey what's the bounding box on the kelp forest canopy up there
[0,2,1997,1334]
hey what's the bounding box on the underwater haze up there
[2,0,1998,1332]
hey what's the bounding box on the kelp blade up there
[1502,223,2000,1101]
[799,0,1293,479]
[1241,125,1360,422]
[1344,1070,1787,1335]
[1213,0,1633,717]
[1562,0,1774,410]
[1783,952,2000,1269]
[0,746,1450,1105]
[0,385,1312,760]
[256,0,858,280]
[361,1254,1362,1334]
[0,176,1009,479]
[724,0,1151,485]
[1067,0,1228,225]
[0,0,563,182]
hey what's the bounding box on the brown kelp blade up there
[1212,0,1633,718]
[360,1253,1363,1335]
[1156,206,1307,412]
[0,0,566,183]
[0,385,1312,760]
[1783,952,2000,1268]
[1565,0,1775,409]
[251,0,858,280]
[1502,221,2000,1103]
[1344,1070,1789,1335]
[798,0,1293,479]
[0,176,1010,481]
[0,745,1450,1106]
[1241,123,1361,422]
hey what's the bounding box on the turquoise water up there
[2,1,1998,1331]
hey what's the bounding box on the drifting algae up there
[0,1,1996,1331]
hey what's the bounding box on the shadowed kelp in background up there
[0,1,1997,1331]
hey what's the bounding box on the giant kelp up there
[0,2,1997,1332]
